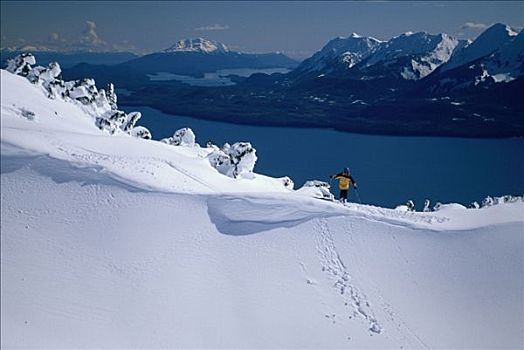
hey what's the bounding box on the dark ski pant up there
[339,189,348,202]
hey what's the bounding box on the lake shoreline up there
[122,101,524,140]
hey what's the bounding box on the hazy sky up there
[1,1,523,58]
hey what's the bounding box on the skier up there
[330,168,358,203]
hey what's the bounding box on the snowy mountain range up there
[144,23,521,137]
[293,25,520,82]
[1,54,523,348]
[294,33,383,75]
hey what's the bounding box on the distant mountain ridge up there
[292,33,382,78]
[0,50,139,69]
[118,37,298,76]
[293,31,468,81]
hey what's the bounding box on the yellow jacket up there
[333,173,357,190]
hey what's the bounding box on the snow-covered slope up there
[293,31,462,80]
[362,32,462,79]
[483,28,524,82]
[1,67,523,348]
[440,23,518,73]
[294,33,382,75]
[164,38,230,54]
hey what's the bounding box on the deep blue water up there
[123,106,524,209]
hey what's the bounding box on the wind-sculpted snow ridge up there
[5,53,152,140]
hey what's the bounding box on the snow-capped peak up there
[441,23,518,72]
[163,38,230,54]
[296,33,382,73]
[360,31,461,79]
[482,28,524,82]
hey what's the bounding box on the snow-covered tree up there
[395,200,415,212]
[207,142,257,179]
[227,142,257,178]
[303,180,330,188]
[423,199,431,212]
[6,53,35,76]
[161,128,196,147]
[95,117,117,134]
[207,148,232,174]
[67,78,99,105]
[280,176,294,190]
[108,110,127,126]
[131,126,152,140]
[28,61,61,87]
[5,54,152,142]
[106,83,118,110]
[296,180,334,200]
[121,112,142,132]
[482,196,494,207]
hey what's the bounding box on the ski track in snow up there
[342,222,431,349]
[314,218,382,335]
[314,218,432,348]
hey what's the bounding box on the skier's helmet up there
[343,167,350,174]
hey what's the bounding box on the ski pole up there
[354,188,363,204]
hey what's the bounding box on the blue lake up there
[123,106,524,209]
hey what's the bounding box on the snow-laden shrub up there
[131,126,152,140]
[280,176,294,190]
[95,110,150,137]
[208,148,232,173]
[5,54,151,140]
[161,128,196,147]
[482,196,494,207]
[95,117,117,134]
[470,201,480,209]
[106,83,118,111]
[480,195,523,208]
[493,195,523,205]
[108,110,127,126]
[395,200,415,212]
[228,142,257,177]
[423,199,431,212]
[122,112,142,132]
[6,53,35,76]
[173,127,196,146]
[27,61,61,88]
[296,180,334,200]
[304,180,330,188]
[207,142,257,179]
